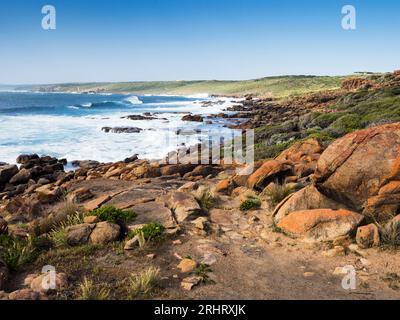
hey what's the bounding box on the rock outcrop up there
[273,185,349,224]
[277,209,364,242]
[314,123,400,220]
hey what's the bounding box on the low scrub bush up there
[88,205,136,224]
[240,197,261,211]
[128,223,165,242]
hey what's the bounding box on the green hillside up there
[27,75,347,98]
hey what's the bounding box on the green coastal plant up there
[88,205,136,224]
[240,197,261,211]
[128,223,165,242]
[1,235,38,271]
[195,263,215,284]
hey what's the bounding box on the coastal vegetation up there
[23,75,347,98]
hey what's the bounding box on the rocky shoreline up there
[2,71,400,300]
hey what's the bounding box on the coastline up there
[0,92,245,165]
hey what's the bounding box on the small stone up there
[165,227,181,236]
[348,244,367,257]
[181,276,202,291]
[66,223,95,246]
[359,258,371,267]
[23,273,39,286]
[333,235,352,247]
[173,239,182,245]
[356,224,380,249]
[303,272,315,278]
[89,222,120,245]
[177,259,197,273]
[146,254,156,259]
[192,217,209,230]
[68,187,94,203]
[333,267,346,276]
[30,273,68,294]
[322,246,345,258]
[200,253,217,266]
[35,184,63,203]
[124,236,139,250]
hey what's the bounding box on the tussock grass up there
[263,183,294,206]
[49,212,84,248]
[1,235,38,271]
[76,277,110,300]
[129,267,161,297]
[375,217,400,249]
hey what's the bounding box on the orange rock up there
[84,195,112,212]
[379,181,400,195]
[273,185,349,223]
[247,160,292,190]
[314,123,400,216]
[214,179,233,194]
[277,209,364,242]
[276,138,323,163]
[356,224,380,248]
[177,259,197,273]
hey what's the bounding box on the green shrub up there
[240,198,261,211]
[328,114,362,134]
[128,223,165,242]
[89,205,136,224]
[311,113,342,129]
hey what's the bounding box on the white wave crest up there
[124,95,143,105]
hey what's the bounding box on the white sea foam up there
[0,94,240,165]
[124,95,143,105]
[81,102,93,108]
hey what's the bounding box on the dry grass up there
[129,266,161,297]
[376,218,400,249]
[76,277,110,300]
[263,183,294,206]
[49,211,84,248]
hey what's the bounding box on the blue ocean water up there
[0,91,238,164]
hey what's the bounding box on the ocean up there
[0,91,240,165]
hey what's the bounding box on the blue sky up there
[0,0,399,84]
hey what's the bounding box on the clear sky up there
[0,0,399,84]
